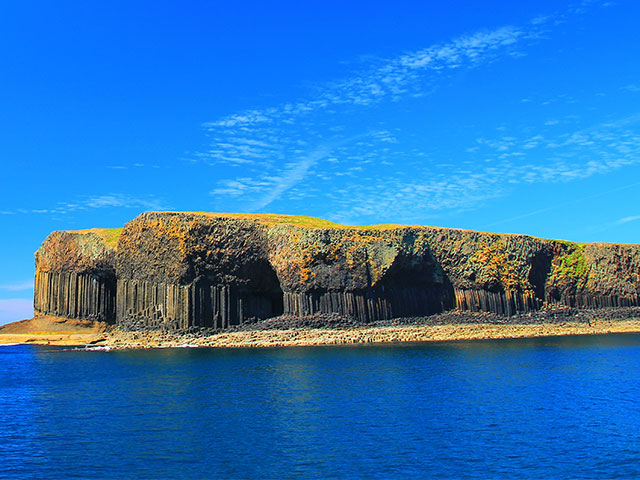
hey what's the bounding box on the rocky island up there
[2,212,640,348]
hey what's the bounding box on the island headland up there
[4,212,640,348]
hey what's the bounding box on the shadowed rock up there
[34,229,120,322]
[32,212,640,330]
[115,213,283,330]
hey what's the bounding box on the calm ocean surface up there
[2,335,640,479]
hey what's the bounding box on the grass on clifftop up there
[163,212,557,237]
[169,212,421,230]
[67,228,123,248]
[74,212,620,249]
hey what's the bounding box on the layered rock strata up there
[33,212,640,330]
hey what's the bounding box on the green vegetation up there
[469,239,530,293]
[172,211,423,230]
[553,244,589,280]
[69,228,123,248]
[164,212,561,236]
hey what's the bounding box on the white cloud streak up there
[199,1,628,218]
[616,215,640,224]
[326,116,640,223]
[621,84,640,93]
[486,181,640,229]
[0,281,33,292]
[1,194,169,216]
[200,18,549,210]
[205,25,530,135]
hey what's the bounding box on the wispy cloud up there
[210,145,336,210]
[621,84,640,93]
[203,25,536,136]
[198,0,628,219]
[486,181,640,228]
[76,194,166,210]
[1,194,169,216]
[311,115,640,224]
[0,281,33,292]
[470,116,640,184]
[616,215,640,225]
[200,16,552,210]
[251,145,335,210]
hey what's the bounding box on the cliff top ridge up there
[49,212,638,248]
[66,228,123,248]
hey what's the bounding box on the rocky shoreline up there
[102,306,640,349]
[3,307,640,349]
[33,212,640,332]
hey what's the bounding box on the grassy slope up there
[160,212,499,233]
[66,228,123,248]
[59,212,640,251]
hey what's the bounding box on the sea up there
[2,335,640,479]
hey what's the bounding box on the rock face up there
[34,229,120,322]
[115,214,283,330]
[33,212,640,330]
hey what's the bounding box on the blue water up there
[2,336,640,479]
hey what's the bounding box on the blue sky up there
[1,0,639,323]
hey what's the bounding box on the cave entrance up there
[191,259,284,329]
[527,251,553,302]
[372,252,455,319]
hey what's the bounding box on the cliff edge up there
[32,212,640,331]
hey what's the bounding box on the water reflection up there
[0,334,639,478]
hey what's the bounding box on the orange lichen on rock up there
[35,230,118,273]
[66,228,122,248]
[30,211,640,330]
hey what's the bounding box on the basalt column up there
[189,279,283,329]
[33,230,118,323]
[452,288,538,316]
[31,212,640,331]
[115,212,284,330]
[545,243,640,309]
[34,270,116,321]
[419,230,561,316]
[282,285,454,322]
[269,226,455,322]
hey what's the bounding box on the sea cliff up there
[31,212,640,334]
